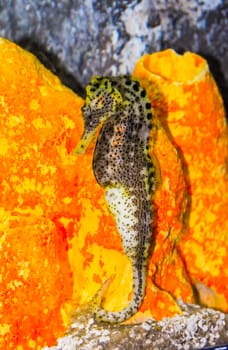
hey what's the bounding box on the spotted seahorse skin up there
[75,76,157,323]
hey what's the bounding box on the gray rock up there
[42,301,228,350]
[0,0,227,110]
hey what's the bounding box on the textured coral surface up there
[134,49,228,311]
[0,38,83,349]
[0,39,227,350]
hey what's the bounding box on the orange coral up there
[133,49,228,311]
[0,38,83,349]
[0,39,227,350]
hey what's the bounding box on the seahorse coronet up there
[76,75,157,323]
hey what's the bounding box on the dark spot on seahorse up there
[133,83,140,92]
[141,89,146,98]
[93,83,100,89]
[125,79,132,86]
[95,76,104,82]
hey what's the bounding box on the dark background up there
[0,0,227,113]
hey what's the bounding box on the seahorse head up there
[75,76,123,154]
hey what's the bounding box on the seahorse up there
[75,76,157,323]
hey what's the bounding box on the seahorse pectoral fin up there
[92,275,114,309]
[74,130,96,155]
[92,263,147,323]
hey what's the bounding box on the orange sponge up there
[133,49,228,311]
[0,38,83,349]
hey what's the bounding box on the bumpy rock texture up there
[0,0,227,110]
[44,301,228,350]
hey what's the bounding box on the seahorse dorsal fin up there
[150,151,162,190]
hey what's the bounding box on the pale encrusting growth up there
[44,302,228,350]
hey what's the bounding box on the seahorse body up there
[75,76,157,323]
